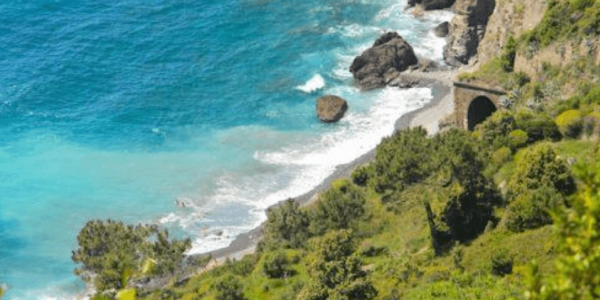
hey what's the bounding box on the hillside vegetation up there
[71,1,600,299]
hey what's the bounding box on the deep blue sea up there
[0,0,451,298]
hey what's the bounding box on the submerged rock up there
[349,32,418,90]
[433,21,450,37]
[316,95,348,123]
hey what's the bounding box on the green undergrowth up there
[130,119,599,299]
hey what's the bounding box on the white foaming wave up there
[296,74,325,93]
[413,31,449,62]
[331,42,372,80]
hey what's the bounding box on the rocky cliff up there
[443,0,495,67]
[474,0,547,70]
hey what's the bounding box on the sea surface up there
[0,0,452,298]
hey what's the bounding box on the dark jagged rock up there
[408,0,422,7]
[316,95,348,123]
[433,21,450,37]
[350,32,418,90]
[422,0,455,10]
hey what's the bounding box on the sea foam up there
[295,74,325,93]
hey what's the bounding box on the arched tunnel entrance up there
[467,96,497,131]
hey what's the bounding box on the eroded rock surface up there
[316,95,348,123]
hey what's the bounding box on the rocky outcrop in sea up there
[349,32,418,90]
[316,95,348,123]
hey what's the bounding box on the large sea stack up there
[349,32,418,90]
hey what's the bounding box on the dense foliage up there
[72,220,191,295]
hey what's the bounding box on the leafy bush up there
[506,143,575,198]
[474,111,516,151]
[555,109,583,138]
[509,129,528,149]
[514,111,561,143]
[504,187,565,232]
[261,199,310,250]
[351,165,370,187]
[224,254,259,277]
[310,180,366,235]
[368,127,431,192]
[491,147,512,166]
[214,275,246,300]
[262,251,292,279]
[304,230,377,300]
[490,248,513,276]
[72,220,191,292]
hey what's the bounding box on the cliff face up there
[474,0,547,70]
[514,37,600,80]
[443,0,495,67]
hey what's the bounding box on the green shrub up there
[491,147,512,166]
[224,254,259,277]
[490,248,513,276]
[368,127,431,192]
[555,109,583,138]
[514,111,562,143]
[442,179,501,243]
[507,143,575,198]
[504,187,565,232]
[509,129,528,149]
[261,199,310,250]
[262,251,292,279]
[475,111,516,151]
[310,180,366,235]
[351,165,371,186]
[213,275,246,300]
[305,230,377,300]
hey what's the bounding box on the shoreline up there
[197,69,455,267]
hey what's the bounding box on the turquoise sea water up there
[0,0,452,298]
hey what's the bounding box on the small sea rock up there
[433,21,450,37]
[316,95,348,123]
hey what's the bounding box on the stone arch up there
[467,96,497,131]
